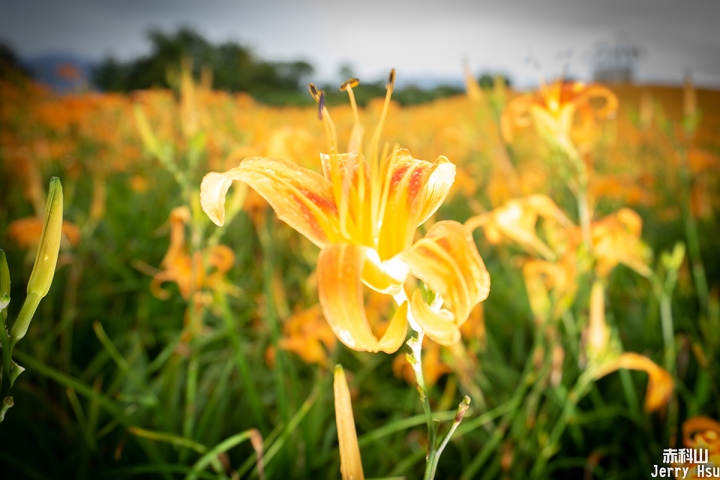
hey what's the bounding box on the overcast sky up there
[2,0,720,88]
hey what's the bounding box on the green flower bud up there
[10,177,63,345]
[27,177,63,297]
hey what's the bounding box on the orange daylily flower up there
[9,216,80,249]
[594,352,673,413]
[466,195,573,261]
[201,72,490,352]
[591,208,652,278]
[501,78,618,144]
[522,254,577,322]
[150,207,236,300]
[278,305,337,366]
[670,417,720,478]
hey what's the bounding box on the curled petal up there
[318,244,407,353]
[400,221,490,344]
[575,84,619,119]
[378,301,408,353]
[201,157,341,247]
[334,365,365,480]
[377,149,456,260]
[410,290,460,345]
[683,417,720,448]
[594,352,674,413]
[501,94,535,143]
[208,245,235,272]
[200,172,233,226]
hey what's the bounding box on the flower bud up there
[334,365,364,480]
[0,250,10,318]
[10,177,63,345]
[27,177,63,298]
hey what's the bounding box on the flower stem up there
[678,149,709,315]
[530,372,594,478]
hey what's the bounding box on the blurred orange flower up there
[150,207,235,300]
[278,305,337,366]
[591,208,652,278]
[466,195,573,261]
[671,417,720,478]
[9,217,80,249]
[501,79,618,146]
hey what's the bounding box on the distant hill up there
[21,53,95,92]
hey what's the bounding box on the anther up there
[308,83,320,102]
[340,78,360,91]
[386,69,396,90]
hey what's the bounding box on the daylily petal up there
[683,417,720,447]
[361,249,407,295]
[574,84,619,119]
[334,365,365,480]
[377,301,408,353]
[410,289,460,345]
[592,208,652,278]
[200,156,341,248]
[376,149,456,260]
[318,243,406,353]
[594,352,674,413]
[400,221,490,344]
[466,195,572,260]
[416,156,456,226]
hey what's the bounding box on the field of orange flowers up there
[1,62,719,479]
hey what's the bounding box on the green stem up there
[394,290,439,479]
[659,293,676,374]
[530,372,594,478]
[0,323,13,401]
[428,396,471,477]
[413,332,438,480]
[10,293,41,349]
[678,153,709,315]
[576,187,592,252]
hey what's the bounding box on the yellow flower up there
[201,72,490,352]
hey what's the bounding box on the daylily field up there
[1,63,719,479]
